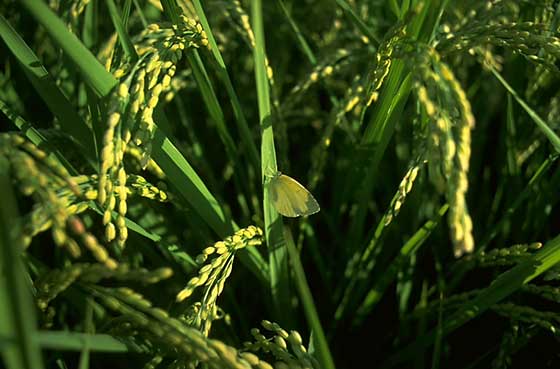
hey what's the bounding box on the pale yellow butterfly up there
[267,171,320,217]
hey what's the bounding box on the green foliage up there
[1,0,560,368]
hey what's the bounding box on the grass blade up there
[251,0,291,321]
[105,0,138,61]
[284,228,335,369]
[191,0,261,171]
[162,0,252,213]
[491,66,560,153]
[333,0,380,44]
[185,51,241,166]
[0,99,78,175]
[0,158,45,369]
[275,0,317,64]
[77,302,93,369]
[0,13,96,163]
[33,332,142,353]
[19,0,117,96]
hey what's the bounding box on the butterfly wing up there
[269,174,320,217]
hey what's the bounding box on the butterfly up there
[267,172,320,217]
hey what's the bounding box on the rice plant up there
[1,0,560,368]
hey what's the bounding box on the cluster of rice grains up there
[244,320,319,369]
[0,133,117,268]
[98,14,209,248]
[35,263,173,325]
[436,1,560,72]
[412,47,475,258]
[176,226,263,336]
[86,284,273,369]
